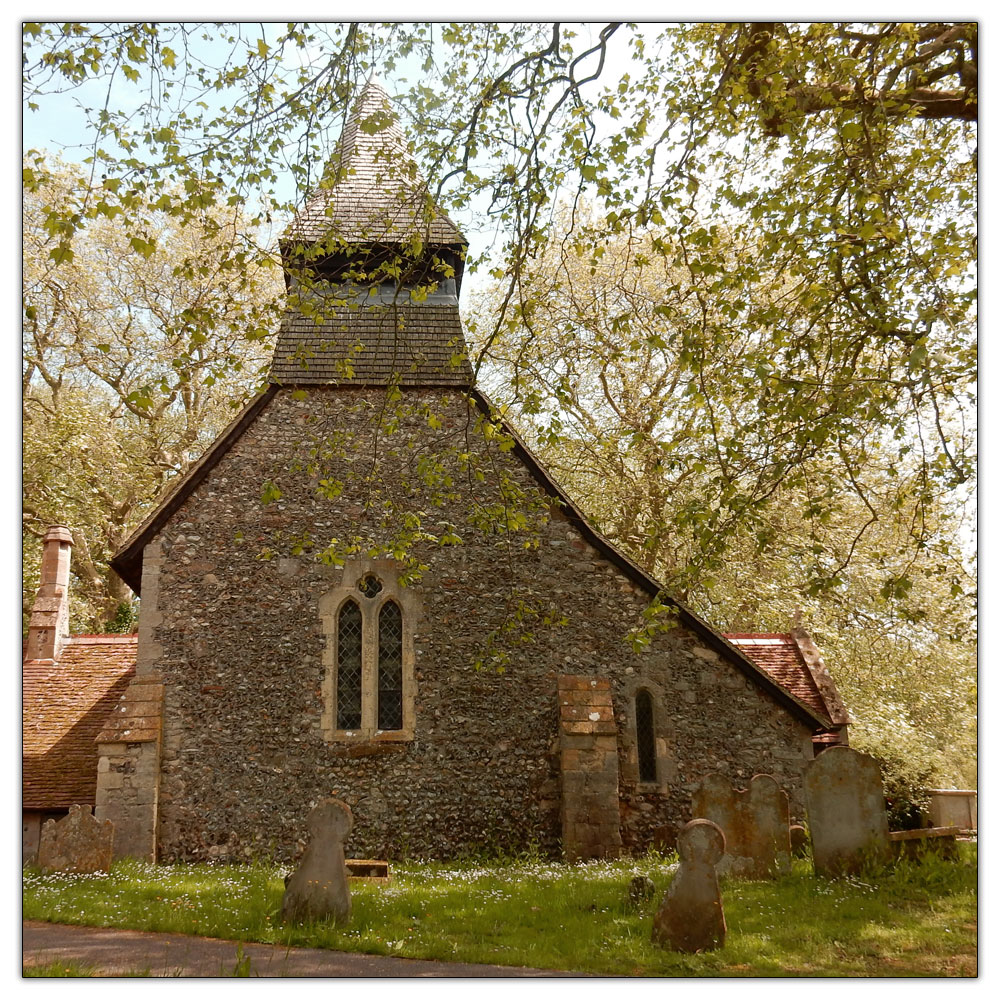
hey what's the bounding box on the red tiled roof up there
[722,633,831,725]
[23,635,137,810]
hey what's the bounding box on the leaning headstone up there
[281,798,353,925]
[803,745,891,876]
[789,824,810,858]
[651,819,726,953]
[626,874,656,909]
[691,773,791,878]
[37,804,114,874]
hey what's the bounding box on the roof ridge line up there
[69,634,139,643]
[110,386,279,593]
[468,386,834,731]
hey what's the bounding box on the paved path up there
[22,921,576,978]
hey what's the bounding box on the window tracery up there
[377,601,403,730]
[336,599,363,729]
[320,561,418,743]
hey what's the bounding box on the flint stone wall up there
[143,387,815,861]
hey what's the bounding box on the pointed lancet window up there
[378,601,404,730]
[337,600,363,729]
[636,689,657,783]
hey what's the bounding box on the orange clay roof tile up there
[722,633,832,725]
[23,635,137,810]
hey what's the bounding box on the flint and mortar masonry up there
[137,386,815,861]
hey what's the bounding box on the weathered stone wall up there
[23,812,45,865]
[614,641,814,852]
[95,737,162,862]
[143,387,814,861]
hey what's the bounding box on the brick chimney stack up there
[25,525,74,662]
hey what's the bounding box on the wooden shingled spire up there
[282,78,465,250]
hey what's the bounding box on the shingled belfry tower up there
[99,81,846,863]
[271,79,472,390]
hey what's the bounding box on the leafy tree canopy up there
[23,23,976,770]
[23,154,280,626]
[23,20,976,487]
[468,215,975,790]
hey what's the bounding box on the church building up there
[23,81,849,864]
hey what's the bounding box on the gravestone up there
[281,798,354,925]
[650,822,677,853]
[803,745,891,876]
[651,819,726,953]
[626,874,656,909]
[889,827,960,861]
[789,824,809,857]
[691,773,791,878]
[37,804,114,874]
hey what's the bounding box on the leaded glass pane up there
[337,600,363,729]
[378,601,403,730]
[359,575,382,598]
[636,689,657,782]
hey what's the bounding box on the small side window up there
[636,689,657,783]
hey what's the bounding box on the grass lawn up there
[23,846,977,977]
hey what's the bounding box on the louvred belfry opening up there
[271,78,473,388]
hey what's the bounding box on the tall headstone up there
[651,819,726,953]
[803,745,891,876]
[281,798,354,925]
[691,773,791,878]
[37,804,114,874]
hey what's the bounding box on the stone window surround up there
[319,558,420,744]
[620,675,675,790]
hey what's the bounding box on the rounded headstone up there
[281,798,354,925]
[626,874,656,908]
[678,818,726,866]
[789,824,809,857]
[651,819,727,953]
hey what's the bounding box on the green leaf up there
[129,236,156,258]
[48,245,74,265]
[260,480,282,504]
